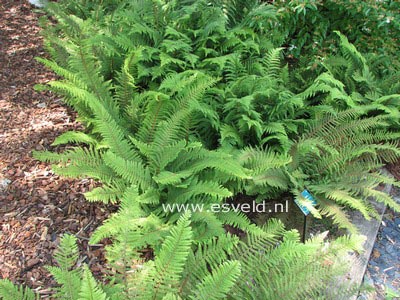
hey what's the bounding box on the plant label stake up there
[294,190,316,243]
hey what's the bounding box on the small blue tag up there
[294,190,316,216]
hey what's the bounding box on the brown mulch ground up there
[0,1,111,296]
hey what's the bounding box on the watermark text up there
[162,200,289,214]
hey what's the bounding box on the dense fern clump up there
[244,108,400,232]
[0,216,364,300]
[273,0,400,65]
[33,67,273,258]
[33,0,400,263]
[11,0,399,298]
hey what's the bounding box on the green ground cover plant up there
[0,217,364,300]
[273,0,400,65]
[34,0,400,233]
[1,0,400,299]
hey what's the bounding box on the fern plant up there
[34,0,308,254]
[7,2,398,300]
[34,59,276,256]
[244,108,400,232]
[273,0,400,63]
[36,0,400,240]
[39,0,400,151]
[317,32,400,126]
[0,235,109,300]
[0,281,37,300]
[229,227,365,300]
[46,234,81,299]
[0,215,366,300]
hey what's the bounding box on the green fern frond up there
[115,49,141,109]
[149,139,187,172]
[262,47,284,78]
[52,131,97,146]
[169,180,232,203]
[361,187,400,212]
[190,261,241,300]
[179,234,238,296]
[239,147,292,171]
[79,265,108,300]
[84,180,127,204]
[224,53,246,82]
[153,170,194,185]
[46,266,81,300]
[46,234,81,300]
[161,293,182,300]
[146,212,193,299]
[103,151,152,190]
[0,280,36,300]
[191,211,226,241]
[334,31,367,71]
[317,198,357,233]
[91,104,140,162]
[311,186,374,220]
[216,211,266,237]
[187,149,250,179]
[34,147,115,181]
[54,234,79,270]
[36,57,86,89]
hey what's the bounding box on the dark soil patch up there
[387,163,400,181]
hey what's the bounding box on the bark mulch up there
[0,1,112,297]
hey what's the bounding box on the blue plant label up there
[294,190,316,216]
